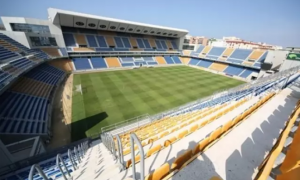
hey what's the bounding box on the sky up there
[0,0,299,47]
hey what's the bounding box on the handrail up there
[28,164,48,180]
[68,149,77,170]
[130,133,145,180]
[56,154,70,180]
[74,146,81,163]
[116,134,125,170]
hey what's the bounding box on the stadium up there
[0,6,300,180]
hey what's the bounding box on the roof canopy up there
[48,8,188,38]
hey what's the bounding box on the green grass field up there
[71,66,244,141]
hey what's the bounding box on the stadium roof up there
[48,8,189,38]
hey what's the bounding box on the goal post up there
[74,84,83,95]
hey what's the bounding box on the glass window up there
[30,36,57,47]
[11,23,50,34]
[183,39,190,43]
[182,45,194,50]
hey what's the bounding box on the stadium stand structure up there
[62,27,179,52]
[1,8,300,180]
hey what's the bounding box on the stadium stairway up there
[70,140,121,180]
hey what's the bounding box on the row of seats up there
[256,101,300,180]
[188,58,259,78]
[183,46,267,68]
[0,64,65,135]
[125,98,248,168]
[144,92,275,180]
[72,56,182,71]
[0,45,18,61]
[62,29,178,51]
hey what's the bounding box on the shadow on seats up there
[225,95,297,180]
[71,112,108,141]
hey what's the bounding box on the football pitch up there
[71,66,244,141]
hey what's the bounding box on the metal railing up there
[101,114,150,134]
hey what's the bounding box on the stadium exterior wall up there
[1,17,66,48]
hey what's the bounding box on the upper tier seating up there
[190,46,205,57]
[257,51,268,62]
[223,65,245,76]
[0,33,35,53]
[248,50,265,61]
[219,48,235,59]
[199,46,212,58]
[0,46,18,61]
[206,47,226,60]
[10,58,35,69]
[62,27,178,52]
[228,49,252,60]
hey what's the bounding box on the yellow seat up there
[199,120,208,128]
[193,137,210,155]
[178,130,188,139]
[146,144,162,157]
[159,131,169,138]
[189,124,198,133]
[221,120,233,134]
[164,137,177,147]
[171,150,193,171]
[209,127,223,142]
[126,154,141,168]
[145,163,170,180]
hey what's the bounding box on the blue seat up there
[121,62,134,67]
[190,45,205,56]
[143,39,151,49]
[197,59,212,68]
[239,69,258,78]
[207,47,226,57]
[257,52,268,62]
[253,63,261,68]
[96,36,108,47]
[171,56,181,64]
[155,40,163,49]
[164,56,175,64]
[86,35,98,47]
[143,57,154,61]
[224,65,245,76]
[73,58,92,70]
[90,58,107,69]
[171,41,178,49]
[188,58,200,65]
[134,62,147,66]
[120,57,134,62]
[160,40,168,49]
[228,49,252,60]
[147,61,158,65]
[114,37,124,48]
[122,37,131,48]
[63,33,76,47]
[136,38,145,48]
[95,48,113,51]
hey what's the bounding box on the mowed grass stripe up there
[71,66,244,141]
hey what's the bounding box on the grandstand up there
[0,7,300,180]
